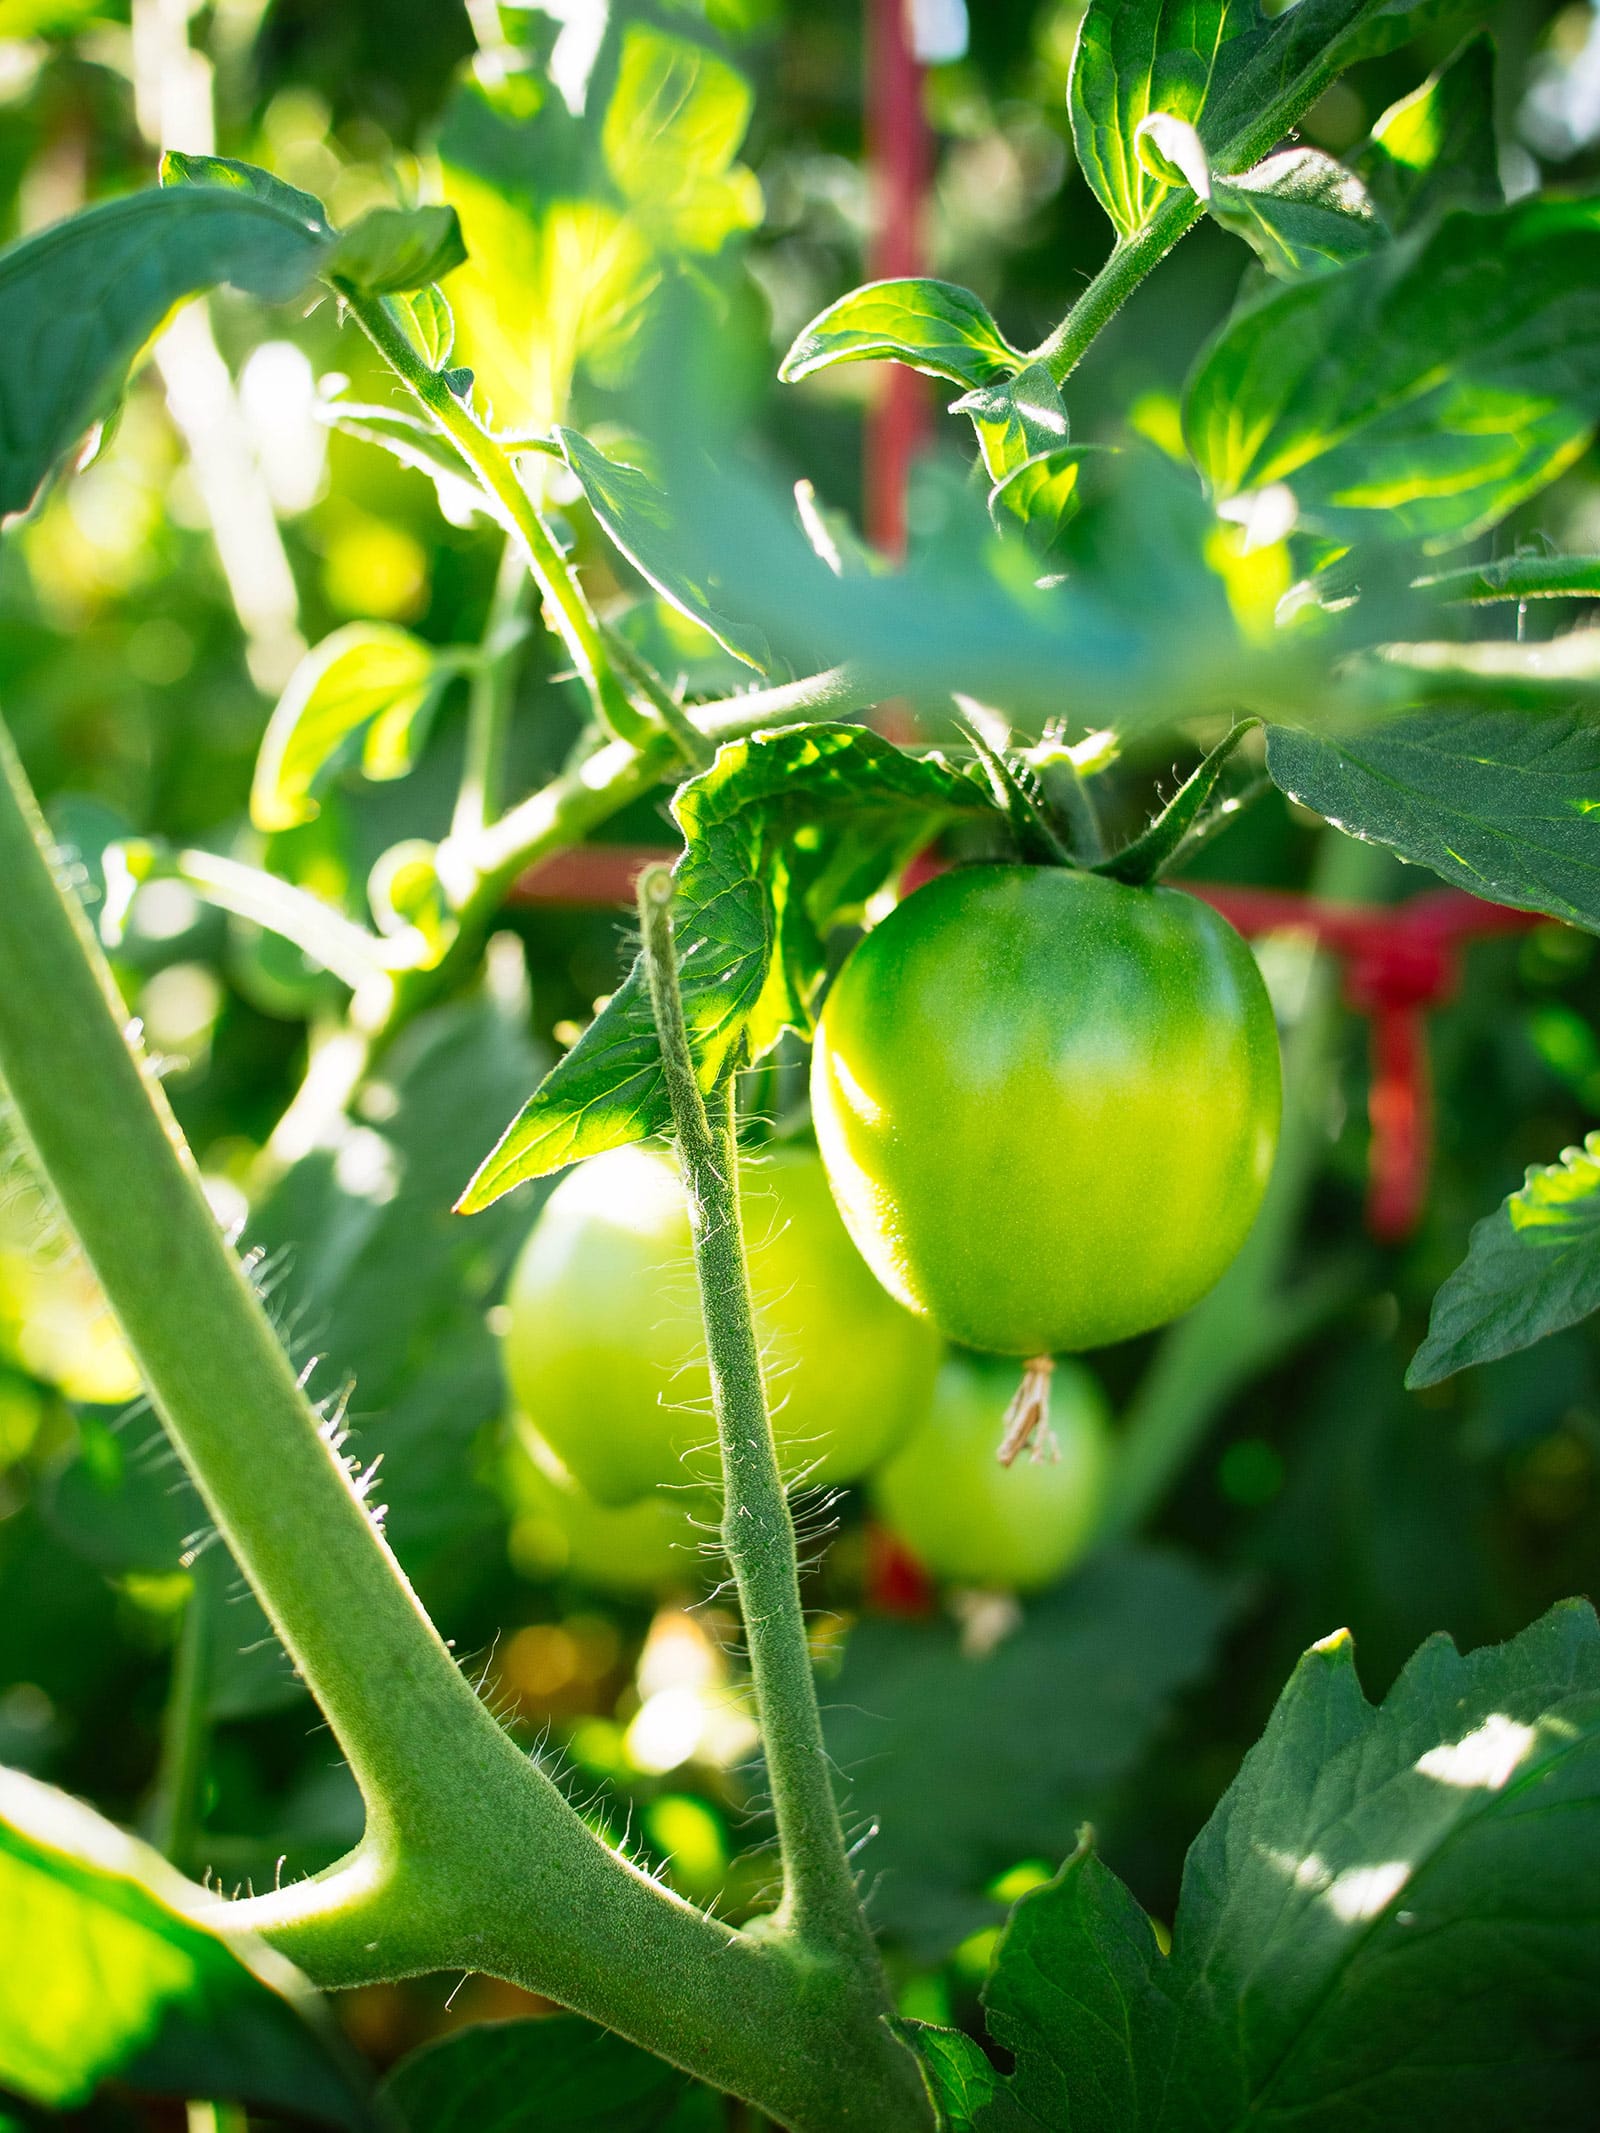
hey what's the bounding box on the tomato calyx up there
[997,1353,1060,1466]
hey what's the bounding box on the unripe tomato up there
[871,1352,1111,1591]
[502,1142,941,1507]
[505,1417,707,1597]
[812,865,1280,1355]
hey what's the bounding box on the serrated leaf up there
[1186,195,1600,553]
[1408,1133,1600,1386]
[385,2014,719,2131]
[251,624,451,833]
[1353,32,1502,232]
[1096,719,1260,884]
[458,726,992,1208]
[962,1599,1600,2130]
[0,183,328,517]
[823,1550,1234,1960]
[779,279,1023,392]
[327,204,466,296]
[601,23,762,255]
[0,1768,373,2123]
[1069,0,1466,241]
[951,362,1069,485]
[1264,709,1600,931]
[395,283,455,368]
[556,426,772,669]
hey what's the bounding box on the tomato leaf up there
[778,279,1023,392]
[318,400,507,528]
[1414,552,1600,604]
[0,179,328,517]
[0,1768,374,2123]
[457,726,995,1208]
[326,205,466,296]
[919,1599,1600,2129]
[556,427,773,671]
[1408,1133,1600,1386]
[1206,148,1385,279]
[600,23,762,255]
[950,363,1069,485]
[820,1549,1234,1960]
[1070,0,1468,241]
[385,2014,720,2131]
[1264,709,1600,931]
[1096,719,1260,885]
[251,624,461,833]
[1186,196,1600,553]
[1352,31,1502,231]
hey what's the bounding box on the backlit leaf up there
[327,205,466,296]
[0,1768,372,2123]
[457,726,992,1208]
[601,23,762,255]
[1186,196,1600,552]
[779,279,1022,393]
[1353,32,1502,232]
[1409,1133,1600,1385]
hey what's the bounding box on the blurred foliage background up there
[2,0,1600,2093]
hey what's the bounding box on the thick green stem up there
[0,718,926,2132]
[345,294,645,747]
[636,868,884,1973]
[452,534,530,842]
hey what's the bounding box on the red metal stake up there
[865,0,930,559]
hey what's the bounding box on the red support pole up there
[865,0,930,559]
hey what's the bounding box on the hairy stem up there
[0,719,927,2131]
[636,867,881,1970]
[345,293,646,747]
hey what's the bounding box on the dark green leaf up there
[385,2016,718,2132]
[0,1769,373,2124]
[778,279,1022,393]
[951,363,1068,485]
[1409,1132,1600,1386]
[327,205,467,296]
[458,726,992,1207]
[0,184,327,516]
[158,151,330,232]
[1264,709,1600,930]
[1352,32,1502,232]
[556,427,772,670]
[1070,0,1468,241]
[1186,196,1600,553]
[964,1600,1600,2131]
[1097,719,1260,885]
[891,2022,1027,2133]
[251,624,456,832]
[822,1549,1233,1960]
[1416,552,1600,604]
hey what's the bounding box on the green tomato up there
[505,1417,708,1597]
[871,1353,1111,1592]
[502,1141,941,1507]
[812,865,1281,1355]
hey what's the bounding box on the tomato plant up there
[871,1352,1111,1592]
[502,1141,940,1504]
[812,864,1282,1355]
[1,4,1600,2131]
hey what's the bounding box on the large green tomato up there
[812,865,1281,1355]
[505,1417,707,1597]
[871,1352,1111,1591]
[502,1142,941,1506]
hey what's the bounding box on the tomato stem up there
[635,870,896,1968]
